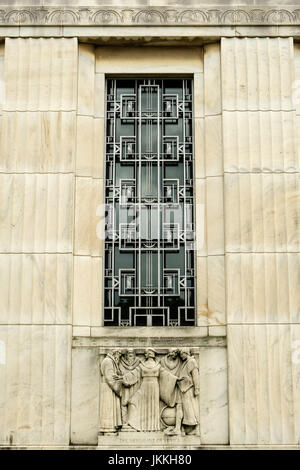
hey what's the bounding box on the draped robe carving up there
[119,351,141,425]
[99,352,122,434]
[120,350,178,432]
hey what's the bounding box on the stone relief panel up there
[98,347,200,440]
[71,335,228,446]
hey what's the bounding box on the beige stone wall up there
[222,37,300,445]
[0,38,77,446]
[0,35,299,447]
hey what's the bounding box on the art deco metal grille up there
[104,78,195,326]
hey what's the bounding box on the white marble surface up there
[0,325,72,446]
[228,324,300,445]
[0,111,76,173]
[4,38,77,111]
[71,346,99,445]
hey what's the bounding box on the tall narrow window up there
[104,78,195,326]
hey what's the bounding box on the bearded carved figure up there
[99,349,122,434]
[119,349,141,428]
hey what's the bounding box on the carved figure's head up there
[179,347,190,361]
[125,348,136,364]
[112,349,122,362]
[167,348,178,359]
[145,347,156,359]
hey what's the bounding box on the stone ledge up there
[1,444,300,450]
[88,326,210,338]
[0,25,299,41]
[72,328,227,347]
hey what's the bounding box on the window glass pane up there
[104,78,195,326]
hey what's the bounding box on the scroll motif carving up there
[264,9,296,23]
[45,9,80,25]
[5,9,37,24]
[0,6,299,26]
[91,9,123,25]
[99,347,200,436]
[220,10,251,24]
[177,10,208,23]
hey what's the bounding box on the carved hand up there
[113,374,123,381]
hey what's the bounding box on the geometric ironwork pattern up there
[104,79,196,326]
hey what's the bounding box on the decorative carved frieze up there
[0,6,300,27]
[99,347,200,438]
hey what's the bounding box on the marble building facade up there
[0,0,299,449]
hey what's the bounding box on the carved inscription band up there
[1,7,300,27]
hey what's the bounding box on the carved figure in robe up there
[159,348,184,435]
[118,348,179,432]
[99,349,122,434]
[119,349,141,427]
[178,348,200,434]
[122,348,161,431]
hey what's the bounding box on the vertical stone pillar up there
[195,43,228,444]
[71,44,103,444]
[0,38,77,446]
[222,37,300,445]
[196,44,226,339]
[73,44,104,333]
